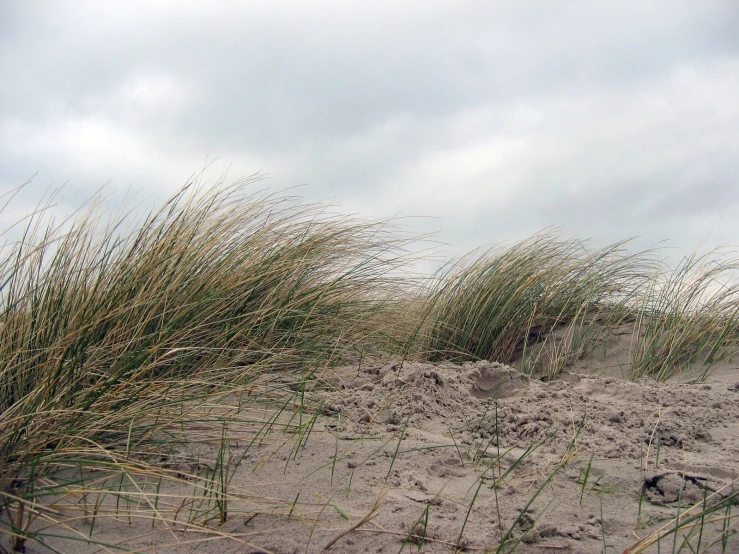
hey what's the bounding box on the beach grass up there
[1,177,738,551]
[0,175,415,550]
[417,234,739,381]
[630,248,739,381]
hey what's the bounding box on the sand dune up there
[5,322,737,553]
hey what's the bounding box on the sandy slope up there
[3,335,739,553]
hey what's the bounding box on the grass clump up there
[630,248,739,380]
[417,233,649,376]
[0,174,414,550]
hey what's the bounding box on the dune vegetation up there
[419,235,739,382]
[1,176,737,552]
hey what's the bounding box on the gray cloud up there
[2,1,738,264]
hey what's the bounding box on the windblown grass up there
[415,233,739,381]
[0,174,415,550]
[630,248,739,380]
[2,174,738,551]
[416,233,651,375]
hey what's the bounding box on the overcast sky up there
[2,1,738,265]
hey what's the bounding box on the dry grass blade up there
[322,488,388,551]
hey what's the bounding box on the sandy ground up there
[3,326,739,553]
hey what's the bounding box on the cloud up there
[2,1,738,265]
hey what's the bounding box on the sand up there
[3,327,738,553]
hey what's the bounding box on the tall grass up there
[417,233,650,372]
[414,233,739,381]
[0,174,415,549]
[2,175,738,550]
[630,248,739,380]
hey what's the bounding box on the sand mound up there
[4,358,738,553]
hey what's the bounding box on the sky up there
[2,1,739,267]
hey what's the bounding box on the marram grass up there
[417,234,650,369]
[1,176,738,551]
[0,175,417,550]
[417,233,739,381]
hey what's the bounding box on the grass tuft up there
[417,233,649,377]
[0,174,416,549]
[2,175,738,551]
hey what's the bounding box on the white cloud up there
[1,1,738,267]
